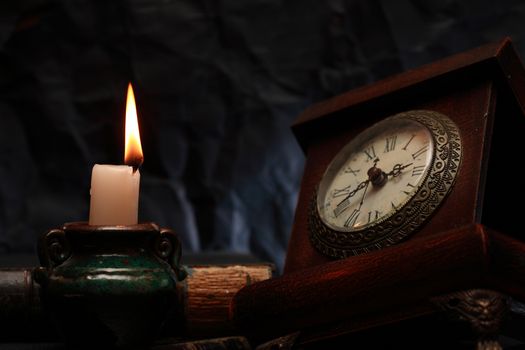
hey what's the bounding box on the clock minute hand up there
[333,162,413,217]
[357,180,370,209]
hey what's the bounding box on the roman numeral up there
[333,199,351,217]
[411,143,429,160]
[344,166,360,176]
[402,183,416,195]
[384,135,397,153]
[412,165,425,176]
[367,210,381,223]
[402,134,416,150]
[332,185,352,198]
[344,209,360,228]
[363,145,376,162]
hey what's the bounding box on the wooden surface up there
[183,264,273,336]
[231,224,525,341]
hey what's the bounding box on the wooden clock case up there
[286,36,524,273]
[231,38,525,344]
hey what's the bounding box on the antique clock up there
[283,36,525,272]
[232,38,525,345]
[309,110,461,258]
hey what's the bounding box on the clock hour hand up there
[333,179,370,217]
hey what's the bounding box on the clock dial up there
[309,110,462,259]
[317,119,433,231]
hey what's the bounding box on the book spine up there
[182,264,273,336]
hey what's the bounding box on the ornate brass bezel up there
[308,110,462,259]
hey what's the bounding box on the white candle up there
[88,83,144,226]
[89,165,140,225]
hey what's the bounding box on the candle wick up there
[125,154,143,173]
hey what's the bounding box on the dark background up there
[1,0,525,271]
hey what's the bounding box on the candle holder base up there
[34,222,186,349]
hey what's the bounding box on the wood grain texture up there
[232,224,525,340]
[183,264,273,336]
[485,228,525,300]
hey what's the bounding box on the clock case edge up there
[285,37,525,273]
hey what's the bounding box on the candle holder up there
[33,222,187,349]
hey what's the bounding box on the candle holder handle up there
[37,228,71,269]
[155,228,187,281]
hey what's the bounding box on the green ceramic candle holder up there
[33,222,187,349]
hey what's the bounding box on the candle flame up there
[124,83,143,169]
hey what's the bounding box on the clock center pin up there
[367,158,387,187]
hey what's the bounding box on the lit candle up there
[88,83,144,225]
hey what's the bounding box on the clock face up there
[309,110,462,259]
[317,118,434,232]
